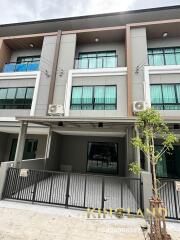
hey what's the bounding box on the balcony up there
[2,61,39,73]
[75,55,118,69]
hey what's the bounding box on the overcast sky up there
[0,0,180,24]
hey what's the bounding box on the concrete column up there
[141,171,152,215]
[14,121,28,168]
[130,27,148,103]
[126,127,134,176]
[134,126,141,166]
[53,34,77,106]
[44,126,52,170]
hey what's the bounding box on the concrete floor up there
[0,200,179,240]
[0,200,145,240]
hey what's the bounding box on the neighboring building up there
[0,5,180,218]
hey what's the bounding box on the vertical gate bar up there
[65,173,70,208]
[83,175,87,208]
[49,173,54,203]
[32,171,38,203]
[173,181,178,219]
[101,177,105,210]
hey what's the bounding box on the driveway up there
[0,200,179,240]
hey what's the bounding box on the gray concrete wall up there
[141,171,152,213]
[10,49,41,62]
[76,42,125,67]
[131,27,148,102]
[21,158,45,170]
[34,35,57,116]
[69,75,127,118]
[47,134,126,176]
[53,34,77,106]
[125,127,137,177]
[46,132,61,171]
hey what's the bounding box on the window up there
[156,145,180,178]
[17,55,40,63]
[87,142,118,174]
[0,87,34,109]
[9,139,38,161]
[150,84,180,110]
[148,47,180,66]
[76,51,117,69]
[71,85,117,110]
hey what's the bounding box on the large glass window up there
[76,51,117,69]
[71,85,117,110]
[9,139,38,161]
[148,47,180,66]
[150,84,180,110]
[87,142,118,174]
[156,145,180,179]
[0,87,34,109]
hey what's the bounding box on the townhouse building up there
[0,5,180,219]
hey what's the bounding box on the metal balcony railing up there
[74,55,118,69]
[2,60,40,73]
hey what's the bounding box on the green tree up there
[129,108,178,239]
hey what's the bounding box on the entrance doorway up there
[87,142,118,174]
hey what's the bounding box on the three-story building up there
[0,5,180,218]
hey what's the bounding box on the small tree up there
[129,108,178,240]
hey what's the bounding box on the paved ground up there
[0,200,179,240]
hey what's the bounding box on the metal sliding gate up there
[159,178,180,220]
[3,168,142,213]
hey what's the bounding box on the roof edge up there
[1,5,180,28]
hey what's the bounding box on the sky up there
[0,0,180,24]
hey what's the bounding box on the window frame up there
[70,85,117,110]
[16,55,40,63]
[148,47,180,66]
[150,83,180,110]
[0,87,34,109]
[76,50,117,69]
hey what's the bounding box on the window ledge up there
[0,71,39,80]
[145,65,180,74]
[70,67,127,77]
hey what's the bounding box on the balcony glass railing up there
[2,61,40,73]
[75,55,118,69]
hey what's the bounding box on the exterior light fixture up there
[162,32,168,38]
[98,122,103,128]
[94,38,99,42]
[29,43,34,48]
[58,121,63,127]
